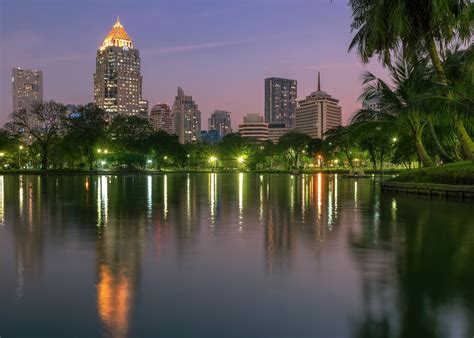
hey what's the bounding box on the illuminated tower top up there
[100,17,134,51]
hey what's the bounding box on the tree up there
[63,104,107,170]
[10,100,65,169]
[108,115,154,169]
[352,58,436,167]
[277,131,312,170]
[147,131,185,169]
[349,0,474,162]
[324,126,357,169]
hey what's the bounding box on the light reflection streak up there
[354,181,358,209]
[163,174,168,220]
[0,176,4,225]
[328,179,333,230]
[209,173,216,226]
[259,175,264,222]
[147,175,152,222]
[289,175,294,212]
[97,264,132,338]
[391,198,397,221]
[97,176,109,227]
[334,174,338,217]
[238,173,243,226]
[186,174,191,222]
[301,175,306,216]
[317,173,322,220]
[19,175,24,217]
[28,182,33,228]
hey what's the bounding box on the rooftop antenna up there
[317,71,321,91]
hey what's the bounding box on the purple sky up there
[0,0,388,127]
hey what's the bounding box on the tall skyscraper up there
[208,110,232,138]
[172,87,201,144]
[294,73,342,139]
[264,77,297,127]
[94,17,143,119]
[12,67,43,112]
[238,113,269,142]
[150,103,174,134]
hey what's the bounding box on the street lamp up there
[237,156,245,164]
[18,145,24,169]
[392,137,398,143]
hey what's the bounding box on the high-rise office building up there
[172,87,201,144]
[12,67,43,112]
[264,77,297,127]
[139,99,149,119]
[208,110,232,138]
[294,73,342,139]
[268,122,289,143]
[150,103,174,134]
[238,113,269,142]
[94,17,143,119]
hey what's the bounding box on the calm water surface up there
[0,174,473,338]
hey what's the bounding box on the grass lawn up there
[388,161,474,185]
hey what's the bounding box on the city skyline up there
[0,0,388,126]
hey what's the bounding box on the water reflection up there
[0,175,4,225]
[97,175,109,227]
[0,174,472,338]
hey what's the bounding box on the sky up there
[0,0,388,127]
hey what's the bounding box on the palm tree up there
[349,0,474,162]
[352,58,436,167]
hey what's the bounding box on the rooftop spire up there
[317,71,321,91]
[100,17,133,50]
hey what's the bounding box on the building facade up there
[12,67,43,113]
[294,73,342,139]
[264,77,297,127]
[238,113,269,142]
[268,122,289,143]
[149,103,174,134]
[208,110,232,138]
[94,18,143,119]
[172,87,201,143]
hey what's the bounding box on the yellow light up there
[0,152,4,157]
[237,156,245,164]
[209,156,217,162]
[104,149,108,154]
[19,145,24,150]
[392,137,398,142]
[97,149,102,153]
[163,156,168,160]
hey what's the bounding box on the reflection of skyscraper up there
[265,77,297,127]
[94,18,143,119]
[172,87,201,144]
[12,67,43,113]
[294,73,342,139]
[94,176,144,338]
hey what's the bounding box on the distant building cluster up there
[11,18,343,143]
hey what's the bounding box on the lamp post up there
[18,145,24,169]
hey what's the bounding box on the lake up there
[0,173,473,338]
